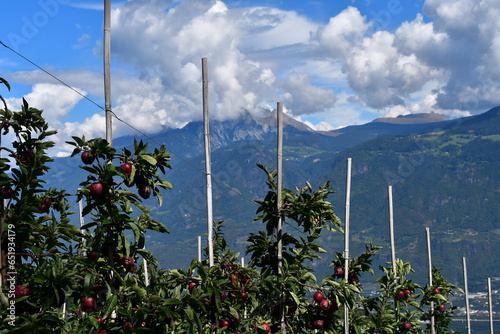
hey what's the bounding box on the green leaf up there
[89,317,99,329]
[103,295,118,318]
[83,272,95,297]
[128,222,142,242]
[140,154,157,165]
[0,77,10,91]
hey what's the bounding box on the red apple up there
[333,265,345,277]
[43,197,52,206]
[120,256,134,266]
[40,204,50,213]
[314,319,325,329]
[90,182,104,198]
[81,296,96,312]
[330,299,340,311]
[403,322,412,330]
[2,187,13,198]
[396,291,406,300]
[313,292,324,303]
[20,150,34,164]
[98,330,109,334]
[188,282,197,291]
[81,151,95,164]
[219,320,230,329]
[121,321,136,331]
[14,285,29,299]
[438,304,446,312]
[121,163,133,176]
[257,322,271,333]
[319,299,331,310]
[97,317,103,324]
[240,291,249,301]
[404,289,412,297]
[88,252,98,260]
[138,186,151,199]
[348,273,359,283]
[127,263,138,272]
[433,287,441,294]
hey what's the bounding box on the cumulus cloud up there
[318,6,370,59]
[6,83,85,125]
[313,0,500,118]
[282,72,336,115]
[108,0,331,127]
[5,0,500,155]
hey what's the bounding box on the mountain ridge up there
[45,107,500,290]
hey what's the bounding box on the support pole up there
[202,58,214,267]
[388,186,396,275]
[143,248,149,287]
[79,192,86,248]
[344,158,352,334]
[462,257,471,334]
[488,278,494,334]
[426,227,436,334]
[104,0,112,145]
[198,236,202,262]
[276,102,285,334]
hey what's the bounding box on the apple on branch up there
[81,151,95,165]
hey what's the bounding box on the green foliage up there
[0,79,465,333]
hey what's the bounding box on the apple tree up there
[0,79,82,332]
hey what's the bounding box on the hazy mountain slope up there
[316,107,500,289]
[43,108,500,290]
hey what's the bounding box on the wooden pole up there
[104,0,112,145]
[426,227,436,334]
[79,191,86,248]
[388,186,396,275]
[202,58,214,267]
[488,278,494,334]
[198,236,202,262]
[344,158,352,334]
[462,257,471,334]
[143,248,149,287]
[276,102,285,334]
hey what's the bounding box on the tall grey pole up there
[104,0,112,145]
[202,58,214,267]
[426,227,436,334]
[277,102,283,273]
[276,102,285,334]
[198,236,202,262]
[344,158,352,334]
[388,186,396,275]
[488,278,494,334]
[462,257,471,334]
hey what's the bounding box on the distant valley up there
[45,107,500,291]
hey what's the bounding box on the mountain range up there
[45,107,500,291]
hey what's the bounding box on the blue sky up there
[1,0,499,156]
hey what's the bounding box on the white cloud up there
[5,0,500,158]
[108,0,333,125]
[6,83,85,125]
[318,6,370,59]
[282,72,336,115]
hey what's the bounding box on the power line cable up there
[0,41,105,111]
[1,41,262,208]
